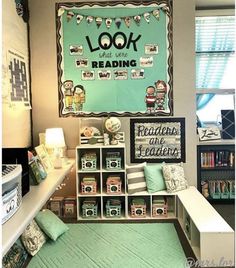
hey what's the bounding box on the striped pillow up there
[126,162,147,194]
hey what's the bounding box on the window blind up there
[196,16,235,89]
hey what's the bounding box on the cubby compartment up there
[128,196,151,219]
[102,147,125,171]
[102,196,126,219]
[79,196,101,219]
[183,209,191,241]
[177,199,184,227]
[151,196,168,217]
[190,220,200,259]
[77,148,100,171]
[151,195,176,218]
[78,172,101,195]
[102,172,126,195]
[166,196,176,217]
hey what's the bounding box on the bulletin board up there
[56,1,173,117]
[130,118,186,163]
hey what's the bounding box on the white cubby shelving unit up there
[75,144,176,220]
[177,187,234,267]
[76,144,127,220]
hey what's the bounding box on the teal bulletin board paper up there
[56,1,173,117]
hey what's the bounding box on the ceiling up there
[196,0,235,8]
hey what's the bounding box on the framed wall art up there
[198,127,221,141]
[56,0,173,117]
[130,118,185,163]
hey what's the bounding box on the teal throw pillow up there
[144,164,166,193]
[35,209,69,241]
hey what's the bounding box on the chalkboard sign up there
[130,118,185,163]
[55,1,173,117]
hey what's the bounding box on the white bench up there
[177,186,234,267]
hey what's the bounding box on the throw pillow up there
[144,164,166,193]
[2,242,28,268]
[21,219,47,256]
[126,162,147,194]
[162,163,188,193]
[35,209,69,241]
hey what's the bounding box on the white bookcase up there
[75,144,176,220]
[76,144,127,220]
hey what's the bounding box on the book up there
[29,156,47,185]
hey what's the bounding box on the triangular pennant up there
[67,11,74,22]
[105,18,112,29]
[124,17,131,28]
[115,18,122,29]
[58,7,65,17]
[87,16,94,24]
[143,12,151,23]
[76,14,83,25]
[161,4,169,12]
[95,17,103,28]
[152,10,160,20]
[134,15,141,26]
[159,3,167,9]
[16,3,23,16]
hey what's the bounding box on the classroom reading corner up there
[2,0,235,267]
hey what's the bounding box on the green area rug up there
[27,223,187,268]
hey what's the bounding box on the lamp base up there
[53,156,62,169]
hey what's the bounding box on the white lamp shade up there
[45,128,66,148]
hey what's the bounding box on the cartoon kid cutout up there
[145,86,156,113]
[155,80,167,111]
[63,80,74,111]
[73,85,86,111]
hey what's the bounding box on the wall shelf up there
[2,160,74,256]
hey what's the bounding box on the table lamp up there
[45,128,66,169]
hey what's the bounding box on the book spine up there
[215,151,218,167]
[229,152,234,167]
[211,152,215,168]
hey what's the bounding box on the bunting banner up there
[56,1,173,117]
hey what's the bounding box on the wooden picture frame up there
[130,118,185,163]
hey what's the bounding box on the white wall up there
[2,0,31,148]
[28,0,197,185]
